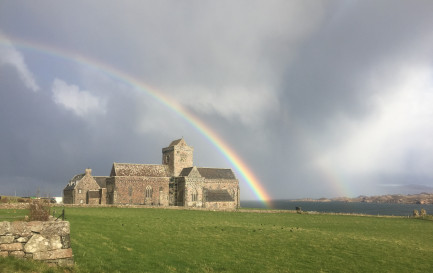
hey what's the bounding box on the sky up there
[1,0,433,200]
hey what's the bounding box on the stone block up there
[11,222,32,237]
[10,251,25,258]
[40,222,70,236]
[29,221,44,234]
[24,234,47,253]
[23,234,61,253]
[33,248,73,260]
[0,222,11,235]
[16,237,29,243]
[0,251,8,257]
[61,235,71,249]
[0,243,23,251]
[49,235,63,250]
[48,235,63,249]
[0,235,15,244]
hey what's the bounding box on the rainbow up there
[0,34,272,205]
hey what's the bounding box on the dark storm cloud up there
[281,1,433,127]
[1,1,433,199]
[268,1,433,197]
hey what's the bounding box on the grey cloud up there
[1,1,433,199]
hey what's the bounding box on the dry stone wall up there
[0,220,73,266]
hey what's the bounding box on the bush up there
[28,200,50,221]
[420,208,427,217]
[413,209,419,217]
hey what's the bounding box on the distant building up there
[63,138,240,210]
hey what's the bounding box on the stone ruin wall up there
[0,220,73,267]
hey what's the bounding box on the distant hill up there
[296,192,433,204]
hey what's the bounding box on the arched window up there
[146,186,153,198]
[191,190,198,202]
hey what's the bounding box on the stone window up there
[128,186,133,197]
[80,199,83,204]
[78,189,82,194]
[192,190,198,202]
[146,186,153,198]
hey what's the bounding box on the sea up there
[240,200,433,217]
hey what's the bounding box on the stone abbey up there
[63,139,240,209]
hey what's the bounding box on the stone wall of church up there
[171,178,185,206]
[184,178,205,208]
[204,179,240,209]
[204,179,239,195]
[204,201,238,210]
[162,143,194,176]
[70,173,100,205]
[109,177,170,206]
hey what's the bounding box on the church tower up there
[162,138,194,176]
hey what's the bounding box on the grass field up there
[1,207,433,272]
[0,208,28,221]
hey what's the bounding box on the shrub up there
[28,200,50,221]
[0,196,9,203]
[413,209,419,217]
[420,208,427,217]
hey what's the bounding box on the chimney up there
[85,168,92,176]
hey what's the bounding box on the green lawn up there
[1,207,433,272]
[0,209,28,222]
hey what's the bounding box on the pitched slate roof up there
[94,176,108,188]
[196,168,236,179]
[111,163,170,177]
[179,167,192,177]
[64,173,85,190]
[205,189,234,202]
[179,167,236,179]
[169,138,186,147]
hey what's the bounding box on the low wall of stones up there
[0,203,30,209]
[0,220,73,266]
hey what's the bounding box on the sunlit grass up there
[66,207,433,273]
[1,207,432,272]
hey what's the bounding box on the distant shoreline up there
[291,192,433,205]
